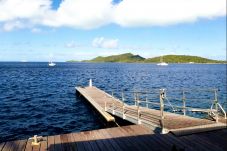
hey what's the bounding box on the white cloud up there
[114,0,226,26]
[42,0,114,29]
[2,20,27,31]
[0,0,51,21]
[65,41,78,48]
[0,0,226,31]
[31,28,42,33]
[92,37,119,49]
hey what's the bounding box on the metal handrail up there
[217,103,227,119]
[103,88,219,96]
[104,88,226,126]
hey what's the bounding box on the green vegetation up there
[68,53,226,64]
[85,53,145,63]
[145,55,226,63]
[67,60,79,62]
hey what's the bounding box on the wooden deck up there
[76,86,226,134]
[1,125,227,151]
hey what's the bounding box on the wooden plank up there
[91,129,114,151]
[1,125,227,151]
[146,134,172,151]
[72,132,86,151]
[188,134,223,151]
[83,131,100,151]
[24,139,33,151]
[60,133,77,151]
[54,135,62,151]
[179,135,211,151]
[104,127,130,151]
[82,131,97,151]
[108,126,140,151]
[16,140,27,151]
[47,135,55,151]
[99,128,123,151]
[76,87,115,122]
[87,130,106,150]
[32,144,40,151]
[73,131,96,151]
[160,134,191,151]
[2,141,13,151]
[76,86,220,134]
[196,131,227,151]
[0,142,5,151]
[120,126,151,151]
[39,137,47,151]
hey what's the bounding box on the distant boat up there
[157,56,168,66]
[20,60,27,62]
[48,61,56,67]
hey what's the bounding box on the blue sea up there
[0,62,226,142]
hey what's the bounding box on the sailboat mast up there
[160,56,163,62]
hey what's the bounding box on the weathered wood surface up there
[1,125,227,151]
[76,86,226,133]
[76,87,115,122]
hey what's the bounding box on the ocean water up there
[0,62,226,142]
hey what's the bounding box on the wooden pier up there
[1,83,226,151]
[1,125,227,151]
[76,86,226,135]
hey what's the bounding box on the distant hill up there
[67,53,226,63]
[145,55,226,63]
[85,53,145,63]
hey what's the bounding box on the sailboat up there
[48,60,56,67]
[48,54,56,67]
[157,56,168,66]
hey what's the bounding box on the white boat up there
[157,62,168,66]
[157,56,168,66]
[48,61,56,67]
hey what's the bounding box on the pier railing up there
[103,88,226,126]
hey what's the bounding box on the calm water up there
[0,62,226,142]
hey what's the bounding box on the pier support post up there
[182,90,186,116]
[160,89,165,133]
[123,103,126,119]
[134,92,137,106]
[146,91,148,108]
[214,90,219,123]
[89,79,92,87]
[105,101,107,111]
[112,102,115,115]
[137,100,141,124]
[160,89,165,119]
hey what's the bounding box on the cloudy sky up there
[0,0,226,61]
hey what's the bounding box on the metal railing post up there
[111,90,114,97]
[160,89,166,134]
[137,98,141,124]
[134,92,137,106]
[146,91,148,108]
[182,90,186,116]
[214,89,219,123]
[160,89,165,119]
[112,102,115,115]
[121,91,124,102]
[122,91,126,119]
[123,102,126,119]
[105,101,107,111]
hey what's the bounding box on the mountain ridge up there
[67,53,226,63]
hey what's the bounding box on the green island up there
[67,53,226,64]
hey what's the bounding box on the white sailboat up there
[48,61,56,67]
[157,56,168,66]
[48,54,56,67]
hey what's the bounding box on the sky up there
[0,0,226,62]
